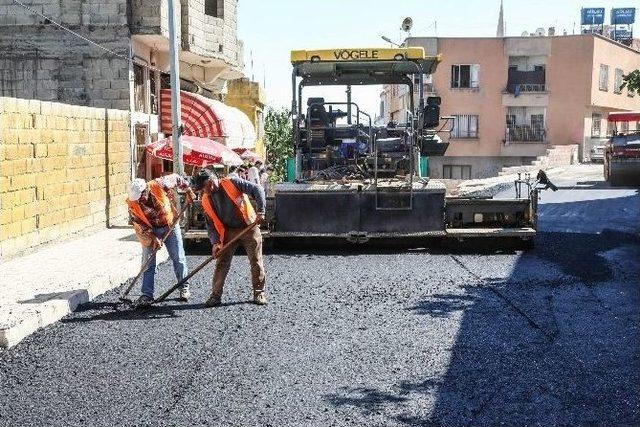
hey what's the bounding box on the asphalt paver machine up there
[266,47,548,246]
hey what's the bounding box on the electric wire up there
[9,0,168,75]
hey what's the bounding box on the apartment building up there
[381,34,640,178]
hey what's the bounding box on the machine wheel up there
[394,53,405,61]
[310,55,321,62]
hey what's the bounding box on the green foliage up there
[264,107,293,182]
[622,70,640,93]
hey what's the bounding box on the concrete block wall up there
[181,0,241,67]
[0,1,131,109]
[0,97,131,259]
[130,0,171,37]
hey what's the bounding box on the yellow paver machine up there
[264,47,556,247]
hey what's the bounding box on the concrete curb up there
[0,234,169,349]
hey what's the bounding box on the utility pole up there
[168,0,184,175]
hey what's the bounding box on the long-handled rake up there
[152,220,261,305]
[119,201,191,305]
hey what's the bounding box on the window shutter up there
[469,115,478,136]
[471,65,480,88]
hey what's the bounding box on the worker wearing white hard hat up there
[126,174,196,306]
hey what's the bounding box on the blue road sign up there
[581,8,605,25]
[611,8,636,25]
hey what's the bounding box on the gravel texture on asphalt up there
[1,172,639,426]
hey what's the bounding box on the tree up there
[264,107,293,182]
[622,70,640,93]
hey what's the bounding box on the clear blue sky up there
[237,0,628,115]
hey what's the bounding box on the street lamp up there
[381,36,401,47]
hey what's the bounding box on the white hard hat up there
[128,178,147,201]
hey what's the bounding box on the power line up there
[9,0,167,75]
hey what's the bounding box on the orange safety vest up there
[201,178,256,245]
[127,180,176,229]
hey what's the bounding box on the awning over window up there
[608,111,640,122]
[160,89,256,150]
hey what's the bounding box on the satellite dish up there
[401,17,413,32]
[521,31,529,37]
[535,27,545,36]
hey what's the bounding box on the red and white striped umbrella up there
[146,135,243,167]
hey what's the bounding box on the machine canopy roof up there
[291,48,441,86]
[294,57,442,86]
[291,47,427,63]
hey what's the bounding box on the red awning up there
[608,111,640,122]
[146,135,243,167]
[160,89,256,149]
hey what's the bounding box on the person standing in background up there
[247,160,262,186]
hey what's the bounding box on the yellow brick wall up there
[0,97,131,259]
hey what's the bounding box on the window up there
[443,165,472,179]
[614,68,623,94]
[133,64,146,113]
[599,64,609,91]
[205,0,221,17]
[451,64,480,89]
[451,114,479,139]
[149,71,158,115]
[621,121,629,134]
[591,113,602,137]
[531,114,544,130]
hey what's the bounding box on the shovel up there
[119,201,191,305]
[152,220,261,305]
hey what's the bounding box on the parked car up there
[590,145,604,163]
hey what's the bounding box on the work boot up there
[135,295,154,308]
[253,292,268,306]
[178,288,191,302]
[204,294,222,308]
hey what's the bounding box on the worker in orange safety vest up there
[191,168,267,307]
[127,174,196,306]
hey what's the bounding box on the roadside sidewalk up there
[0,227,168,349]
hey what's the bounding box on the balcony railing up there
[506,69,547,94]
[509,83,547,93]
[506,125,547,142]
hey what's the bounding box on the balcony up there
[506,69,547,94]
[505,125,547,143]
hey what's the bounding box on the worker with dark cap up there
[191,169,267,306]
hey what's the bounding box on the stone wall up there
[0,97,131,259]
[0,0,131,109]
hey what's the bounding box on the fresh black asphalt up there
[1,176,639,426]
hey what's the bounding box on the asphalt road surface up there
[1,166,639,426]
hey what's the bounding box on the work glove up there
[152,237,163,250]
[212,243,222,258]
[186,189,196,204]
